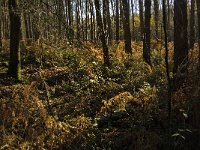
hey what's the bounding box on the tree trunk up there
[8,0,21,80]
[76,0,80,41]
[85,0,88,42]
[162,0,172,134]
[116,0,120,42]
[139,0,144,41]
[197,0,200,65]
[0,0,2,52]
[105,0,112,43]
[89,0,94,42]
[154,0,159,39]
[190,0,195,49]
[68,0,74,41]
[122,0,132,55]
[173,0,188,90]
[21,11,27,40]
[94,0,110,66]
[167,0,172,41]
[143,0,151,66]
[131,0,135,40]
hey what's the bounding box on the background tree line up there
[0,0,200,89]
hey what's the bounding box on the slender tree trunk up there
[167,0,172,41]
[143,0,151,66]
[154,0,159,39]
[162,0,172,145]
[116,0,120,42]
[139,0,144,41]
[103,0,112,44]
[21,11,27,40]
[94,0,110,66]
[122,0,132,54]
[173,0,188,90]
[119,0,124,40]
[105,0,112,43]
[89,0,95,42]
[190,0,195,49]
[131,0,135,40]
[85,0,88,42]
[197,0,200,66]
[57,0,63,38]
[80,0,85,41]
[76,0,80,41]
[0,0,2,52]
[8,0,21,80]
[68,0,74,41]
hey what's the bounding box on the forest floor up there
[0,40,200,150]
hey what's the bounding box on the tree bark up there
[68,0,74,40]
[139,0,144,41]
[131,0,135,40]
[116,0,120,42]
[190,0,195,49]
[197,0,200,66]
[0,0,2,52]
[143,0,151,66]
[173,0,188,90]
[122,0,132,55]
[162,0,172,136]
[94,0,110,66]
[154,0,159,39]
[8,0,21,80]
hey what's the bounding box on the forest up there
[0,0,200,149]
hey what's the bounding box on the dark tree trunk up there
[139,0,144,41]
[154,0,159,39]
[76,0,80,40]
[8,0,21,80]
[85,0,88,42]
[0,0,2,52]
[103,0,112,43]
[190,0,195,49]
[143,0,151,66]
[173,0,188,90]
[122,0,132,55]
[116,0,120,42]
[89,0,95,42]
[68,0,74,40]
[131,0,135,40]
[94,0,110,66]
[197,0,200,65]
[105,0,112,43]
[162,0,172,133]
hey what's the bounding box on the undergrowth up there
[0,40,199,149]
